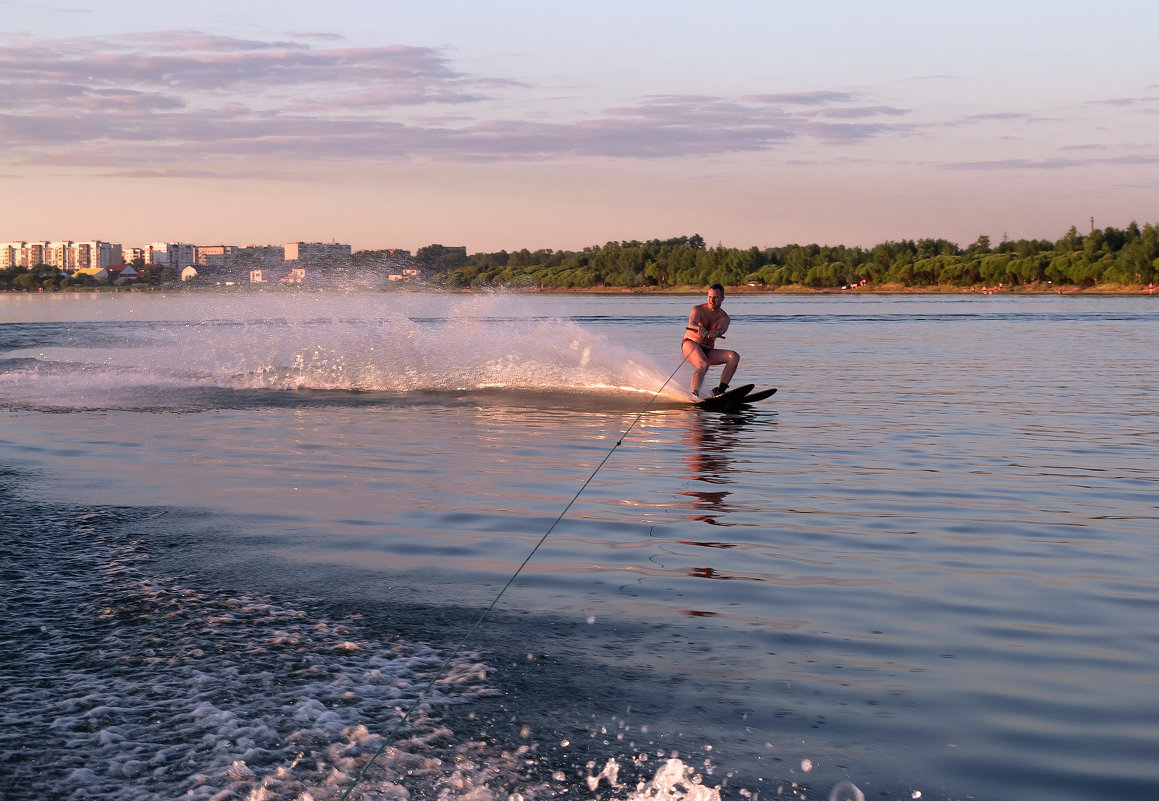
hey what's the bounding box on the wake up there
[0,292,692,411]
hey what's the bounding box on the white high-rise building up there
[146,242,195,268]
[147,243,173,266]
[1,240,123,272]
[47,241,76,271]
[73,242,92,271]
[71,241,120,271]
[1,241,51,269]
[0,242,20,270]
[76,241,111,271]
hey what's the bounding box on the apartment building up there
[195,245,237,267]
[1,240,121,272]
[1,241,47,269]
[0,242,21,269]
[74,241,123,271]
[145,242,195,268]
[283,242,352,263]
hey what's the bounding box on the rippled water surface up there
[2,291,1157,801]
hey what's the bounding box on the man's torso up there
[687,303,728,342]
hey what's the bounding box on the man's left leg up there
[708,349,740,395]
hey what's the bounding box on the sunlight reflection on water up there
[3,292,1159,801]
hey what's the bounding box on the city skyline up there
[3,1,1158,254]
[1,239,363,271]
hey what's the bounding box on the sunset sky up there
[3,0,1157,253]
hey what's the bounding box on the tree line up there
[6,223,1157,292]
[421,224,1159,290]
[0,263,178,291]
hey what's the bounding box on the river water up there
[1,290,1156,801]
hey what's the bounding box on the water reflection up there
[673,410,770,611]
[678,409,757,523]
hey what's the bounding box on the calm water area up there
[1,290,1157,801]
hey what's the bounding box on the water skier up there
[681,283,740,398]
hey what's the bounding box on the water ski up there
[693,383,777,410]
[740,387,778,403]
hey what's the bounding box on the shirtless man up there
[681,283,740,397]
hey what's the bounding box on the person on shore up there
[681,283,739,397]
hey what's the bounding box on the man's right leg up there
[682,340,709,396]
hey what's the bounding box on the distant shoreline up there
[3,282,1157,296]
[490,282,1159,296]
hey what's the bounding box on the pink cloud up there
[0,31,914,173]
[742,91,857,105]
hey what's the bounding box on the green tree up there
[1054,253,1099,286]
[968,234,992,256]
[1106,243,1152,284]
[932,256,977,287]
[978,254,1016,285]
[781,246,813,285]
[508,248,534,269]
[1056,226,1082,253]
[1083,228,1105,261]
[412,223,1159,291]
[417,244,468,274]
[143,265,177,286]
[1140,224,1159,261]
[1009,255,1048,285]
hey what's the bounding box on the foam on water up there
[0,293,687,410]
[0,502,491,800]
[0,482,744,801]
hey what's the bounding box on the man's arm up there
[706,311,730,339]
[686,306,707,337]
